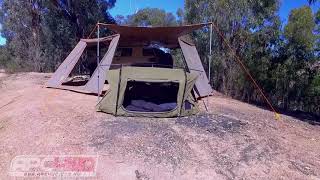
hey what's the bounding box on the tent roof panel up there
[98,23,210,47]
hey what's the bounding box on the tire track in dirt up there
[0,95,22,111]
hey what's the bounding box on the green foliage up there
[310,73,320,95]
[274,6,317,111]
[116,8,178,26]
[0,46,9,68]
[0,1,43,71]
[284,6,316,52]
[176,8,184,25]
[185,0,280,98]
[185,0,319,115]
[0,0,116,72]
[315,10,320,54]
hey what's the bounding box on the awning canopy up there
[97,23,210,47]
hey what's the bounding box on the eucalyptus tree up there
[0,0,116,72]
[124,8,178,27]
[184,0,280,103]
[0,1,44,71]
[278,6,316,111]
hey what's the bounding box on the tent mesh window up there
[122,81,179,112]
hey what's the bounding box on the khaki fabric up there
[47,24,212,102]
[97,67,199,117]
[46,35,118,94]
[101,23,210,48]
[83,34,120,94]
[179,35,213,97]
[96,69,119,115]
[46,41,87,87]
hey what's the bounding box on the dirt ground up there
[0,71,319,180]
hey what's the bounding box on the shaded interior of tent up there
[46,23,213,117]
[123,81,179,112]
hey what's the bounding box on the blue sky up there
[279,0,320,23]
[0,0,319,45]
[109,0,320,22]
[0,24,5,45]
[109,0,184,16]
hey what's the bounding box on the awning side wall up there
[178,36,213,97]
[46,41,87,87]
[83,34,120,94]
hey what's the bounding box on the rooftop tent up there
[97,67,199,117]
[47,23,213,97]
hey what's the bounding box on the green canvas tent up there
[46,23,213,98]
[97,66,199,117]
[47,23,213,117]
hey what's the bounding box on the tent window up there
[123,81,179,112]
[115,48,132,57]
[143,48,155,56]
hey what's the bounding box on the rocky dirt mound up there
[0,72,319,179]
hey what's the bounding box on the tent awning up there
[97,23,210,47]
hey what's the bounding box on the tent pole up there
[97,23,100,103]
[207,23,213,112]
[209,23,212,79]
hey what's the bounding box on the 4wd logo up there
[9,155,98,177]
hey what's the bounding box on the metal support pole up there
[209,23,212,79]
[207,23,213,111]
[97,23,100,102]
